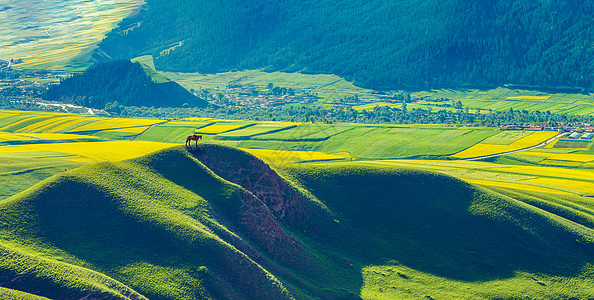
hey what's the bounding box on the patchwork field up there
[0,0,144,70]
[352,159,594,197]
[413,87,594,115]
[2,109,594,299]
[1,109,592,207]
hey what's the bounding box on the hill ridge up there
[1,145,594,298]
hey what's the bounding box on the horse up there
[186,134,202,147]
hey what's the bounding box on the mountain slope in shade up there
[97,0,594,90]
[0,145,593,299]
[43,60,208,109]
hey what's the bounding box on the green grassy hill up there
[1,145,593,299]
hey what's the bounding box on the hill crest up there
[1,144,594,298]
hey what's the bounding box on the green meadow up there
[1,145,594,299]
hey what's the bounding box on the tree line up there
[114,104,594,127]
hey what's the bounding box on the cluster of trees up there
[43,60,207,109]
[114,104,594,126]
[98,0,594,91]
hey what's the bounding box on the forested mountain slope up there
[1,145,594,299]
[43,60,207,109]
[97,0,594,90]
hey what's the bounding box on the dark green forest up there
[97,0,594,91]
[43,60,207,109]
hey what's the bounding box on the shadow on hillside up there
[5,144,593,299]
[284,164,594,283]
[183,144,594,294]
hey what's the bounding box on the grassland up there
[1,145,594,299]
[0,0,144,70]
[3,109,594,299]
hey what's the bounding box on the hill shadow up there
[282,164,594,283]
[1,144,594,299]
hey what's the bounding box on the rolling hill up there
[97,0,594,91]
[42,60,208,109]
[1,144,594,299]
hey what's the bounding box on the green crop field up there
[413,87,594,115]
[239,125,498,159]
[160,68,374,95]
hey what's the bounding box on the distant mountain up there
[1,144,593,299]
[43,60,207,109]
[96,0,594,91]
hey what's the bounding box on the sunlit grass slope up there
[1,145,594,299]
[0,146,299,299]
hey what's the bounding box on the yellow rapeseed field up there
[242,148,351,164]
[104,127,151,134]
[506,96,551,100]
[524,178,594,196]
[462,178,575,195]
[22,133,99,140]
[0,133,31,141]
[68,118,164,132]
[0,141,176,162]
[45,117,97,133]
[539,160,584,167]
[0,116,46,131]
[452,131,558,158]
[494,165,594,181]
[16,116,88,133]
[166,121,214,128]
[181,117,218,121]
[195,124,249,134]
[518,151,594,163]
[0,112,16,119]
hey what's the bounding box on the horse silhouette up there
[186,134,202,147]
